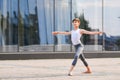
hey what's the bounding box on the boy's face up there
[72,21,80,28]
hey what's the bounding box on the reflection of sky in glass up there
[20,0,29,17]
[0,0,3,11]
[55,0,71,44]
[76,0,102,30]
[76,0,120,36]
[28,0,36,14]
[104,0,120,36]
[1,0,7,17]
[36,0,71,44]
[11,0,18,13]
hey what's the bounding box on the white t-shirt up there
[71,29,82,45]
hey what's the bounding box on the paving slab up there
[0,58,120,80]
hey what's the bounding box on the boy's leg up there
[68,55,78,76]
[79,54,91,73]
[68,65,75,76]
[68,46,81,76]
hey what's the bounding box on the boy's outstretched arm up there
[80,29,103,35]
[52,31,71,35]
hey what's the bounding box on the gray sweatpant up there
[72,44,88,67]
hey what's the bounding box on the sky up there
[76,0,120,36]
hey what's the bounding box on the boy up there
[52,18,103,76]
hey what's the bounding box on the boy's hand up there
[52,32,58,35]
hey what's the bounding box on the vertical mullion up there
[102,0,105,51]
[53,0,55,52]
[17,0,20,52]
[70,0,72,52]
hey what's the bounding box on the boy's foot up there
[68,73,72,76]
[83,71,92,74]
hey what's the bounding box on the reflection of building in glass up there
[104,34,119,51]
[0,0,120,52]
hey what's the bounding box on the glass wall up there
[0,0,19,52]
[54,0,72,51]
[0,0,120,52]
[18,0,40,51]
[103,0,120,51]
[37,0,54,51]
[75,0,103,51]
[0,0,73,52]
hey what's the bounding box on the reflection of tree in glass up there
[29,13,40,45]
[12,11,18,45]
[54,35,58,45]
[24,14,30,45]
[0,14,5,46]
[5,11,10,45]
[18,11,24,46]
[1,14,4,31]
[74,13,91,44]
[0,14,4,45]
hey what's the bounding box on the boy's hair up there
[72,18,80,23]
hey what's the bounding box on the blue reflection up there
[37,0,55,44]
[19,0,29,18]
[36,0,71,44]
[55,0,71,44]
[28,0,36,14]
[0,0,72,46]
[0,0,6,46]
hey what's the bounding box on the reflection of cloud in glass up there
[76,0,120,36]
[62,2,69,7]
[77,1,101,9]
[44,0,50,8]
[104,0,120,7]
[77,0,120,9]
[104,0,120,36]
[76,0,102,30]
[55,1,69,8]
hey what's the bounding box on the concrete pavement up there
[0,58,120,80]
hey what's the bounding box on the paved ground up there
[0,58,120,80]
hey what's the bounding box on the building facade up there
[0,0,120,52]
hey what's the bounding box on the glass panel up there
[0,0,18,52]
[75,0,103,51]
[36,0,54,51]
[37,0,52,45]
[104,0,120,51]
[54,0,71,51]
[18,0,29,51]
[25,0,40,51]
[19,0,40,51]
